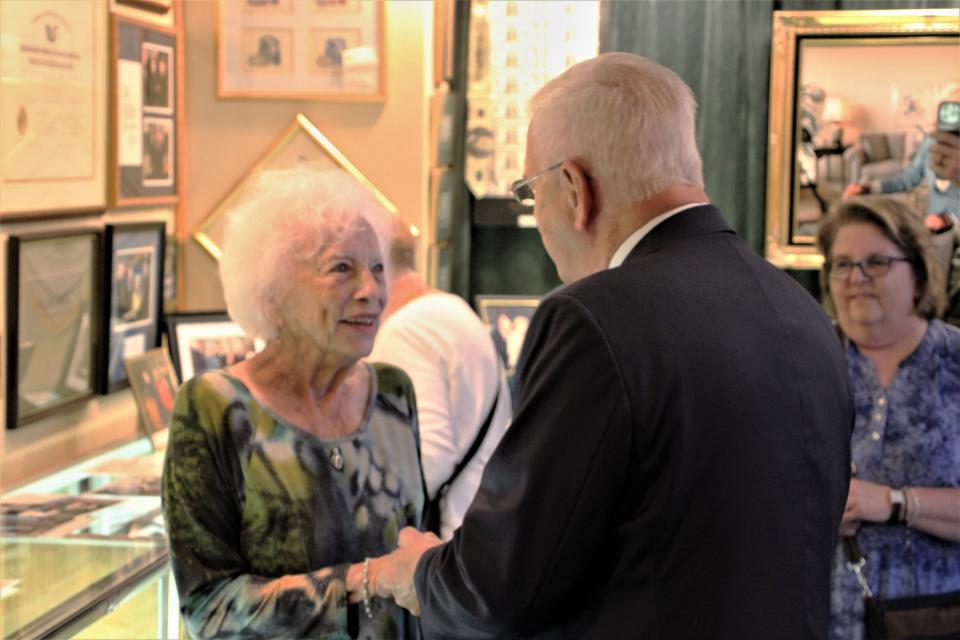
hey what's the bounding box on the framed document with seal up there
[98,222,166,393]
[5,230,100,428]
[0,0,108,218]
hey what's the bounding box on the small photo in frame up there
[141,41,173,114]
[99,222,165,393]
[474,295,541,372]
[142,116,174,187]
[240,28,293,73]
[123,348,178,451]
[6,231,100,428]
[166,312,264,383]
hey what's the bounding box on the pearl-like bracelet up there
[361,558,374,620]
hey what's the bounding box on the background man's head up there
[388,214,418,276]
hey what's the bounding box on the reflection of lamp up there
[822,97,848,146]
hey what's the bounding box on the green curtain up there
[600,0,957,255]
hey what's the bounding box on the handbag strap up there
[435,369,501,500]
[842,535,875,599]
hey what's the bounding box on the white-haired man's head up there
[219,166,392,341]
[527,52,703,209]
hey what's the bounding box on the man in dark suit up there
[364,52,853,639]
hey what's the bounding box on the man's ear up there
[561,161,595,232]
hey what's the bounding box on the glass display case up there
[1,437,179,639]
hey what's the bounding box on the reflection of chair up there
[844,132,907,184]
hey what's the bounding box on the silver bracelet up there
[361,558,373,620]
[907,487,921,524]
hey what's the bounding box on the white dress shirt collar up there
[608,203,708,269]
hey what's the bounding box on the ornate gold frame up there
[764,9,959,269]
[192,113,397,261]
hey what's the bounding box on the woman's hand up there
[843,183,867,200]
[840,478,891,536]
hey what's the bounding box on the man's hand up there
[367,528,442,616]
[843,182,867,200]
[929,130,960,184]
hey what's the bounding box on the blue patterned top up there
[829,319,960,640]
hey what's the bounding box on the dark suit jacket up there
[414,205,853,639]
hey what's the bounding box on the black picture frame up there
[6,230,101,429]
[165,311,262,383]
[474,295,541,373]
[99,221,166,393]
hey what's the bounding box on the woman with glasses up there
[817,196,960,640]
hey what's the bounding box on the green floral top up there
[162,364,425,639]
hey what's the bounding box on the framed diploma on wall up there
[216,0,385,101]
[110,15,179,206]
[0,0,108,218]
[98,222,166,393]
[5,230,101,428]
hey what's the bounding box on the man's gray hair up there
[528,52,703,206]
[219,166,392,340]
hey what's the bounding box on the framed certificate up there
[165,312,263,383]
[192,113,396,261]
[216,0,385,100]
[6,231,100,428]
[0,0,108,218]
[99,222,166,393]
[110,15,180,205]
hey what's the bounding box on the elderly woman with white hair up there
[162,167,426,639]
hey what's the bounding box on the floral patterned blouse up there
[162,364,425,640]
[829,319,960,640]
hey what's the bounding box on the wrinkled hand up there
[842,183,867,200]
[929,130,960,184]
[367,528,442,616]
[840,478,891,536]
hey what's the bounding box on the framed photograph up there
[474,295,541,372]
[0,0,107,218]
[5,231,100,428]
[123,347,178,451]
[193,113,396,260]
[110,14,179,206]
[99,222,165,393]
[166,312,263,383]
[216,0,385,100]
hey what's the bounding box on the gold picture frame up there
[764,9,959,269]
[216,0,385,101]
[192,113,397,261]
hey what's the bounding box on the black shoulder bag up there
[422,383,500,535]
[842,535,960,639]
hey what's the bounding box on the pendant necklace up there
[329,446,344,471]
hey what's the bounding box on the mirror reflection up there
[792,37,957,244]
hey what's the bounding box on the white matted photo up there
[141,41,173,114]
[142,116,174,187]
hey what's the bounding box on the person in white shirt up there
[368,218,511,541]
